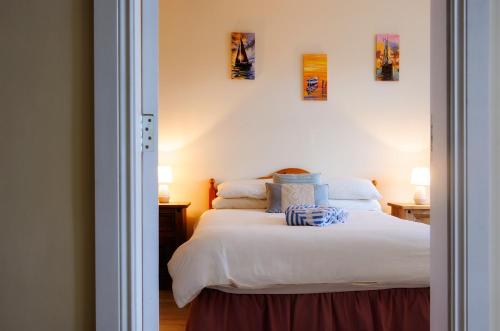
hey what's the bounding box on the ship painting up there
[306,77,319,94]
[231,32,255,80]
[376,34,400,81]
[303,54,328,101]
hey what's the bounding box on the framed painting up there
[231,32,255,80]
[375,34,400,81]
[303,54,327,101]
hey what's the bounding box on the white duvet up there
[168,209,430,307]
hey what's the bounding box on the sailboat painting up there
[231,32,255,80]
[303,54,327,100]
[375,34,400,81]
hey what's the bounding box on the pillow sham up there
[328,199,382,211]
[212,197,268,209]
[326,178,382,200]
[266,183,329,213]
[273,173,321,184]
[217,179,272,199]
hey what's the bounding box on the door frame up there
[428,0,493,329]
[94,0,495,330]
[94,0,158,330]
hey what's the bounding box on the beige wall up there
[159,0,430,231]
[0,1,94,330]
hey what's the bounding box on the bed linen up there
[326,177,382,199]
[216,178,271,199]
[168,209,429,308]
[186,288,430,331]
[211,196,267,209]
[328,198,382,211]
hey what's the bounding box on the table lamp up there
[158,166,173,203]
[411,167,430,205]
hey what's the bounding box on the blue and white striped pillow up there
[285,204,348,226]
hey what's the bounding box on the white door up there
[141,0,159,329]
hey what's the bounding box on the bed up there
[168,169,430,331]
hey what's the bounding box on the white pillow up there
[327,178,382,200]
[212,197,268,209]
[217,179,272,199]
[328,199,382,211]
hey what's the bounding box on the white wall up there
[159,0,430,230]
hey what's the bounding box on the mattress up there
[168,209,430,307]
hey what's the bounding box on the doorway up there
[93,0,496,330]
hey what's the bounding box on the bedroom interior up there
[2,0,498,329]
[158,0,430,330]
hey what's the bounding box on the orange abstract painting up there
[303,54,327,101]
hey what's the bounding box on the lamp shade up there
[411,167,430,186]
[158,166,173,184]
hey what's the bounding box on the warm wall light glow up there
[158,166,173,184]
[410,167,430,186]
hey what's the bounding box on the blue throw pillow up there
[273,173,321,184]
[266,182,329,213]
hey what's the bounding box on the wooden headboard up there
[208,168,378,209]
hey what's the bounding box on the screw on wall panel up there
[142,114,155,152]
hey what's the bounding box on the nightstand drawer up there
[159,229,176,242]
[388,202,431,224]
[159,212,177,232]
[405,209,430,224]
[158,202,191,290]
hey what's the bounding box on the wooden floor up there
[160,290,190,331]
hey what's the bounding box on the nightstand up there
[388,202,430,224]
[159,202,190,290]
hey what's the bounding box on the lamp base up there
[158,195,170,203]
[413,186,429,205]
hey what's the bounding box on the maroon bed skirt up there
[186,287,430,331]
